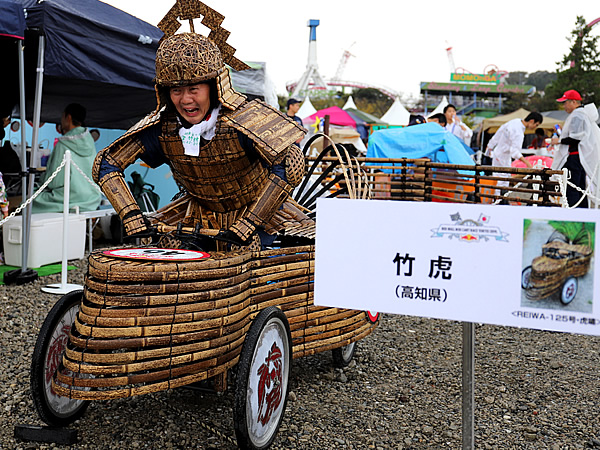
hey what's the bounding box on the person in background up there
[89,129,100,142]
[486,112,542,169]
[286,98,304,145]
[0,171,8,218]
[408,114,426,126]
[32,103,101,213]
[428,113,447,127]
[444,104,473,145]
[551,89,600,208]
[529,128,548,149]
[486,112,542,199]
[286,98,303,127]
[0,115,10,143]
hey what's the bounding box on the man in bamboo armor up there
[93,31,309,250]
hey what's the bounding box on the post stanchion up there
[41,151,82,295]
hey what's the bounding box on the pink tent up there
[512,155,553,168]
[304,106,357,128]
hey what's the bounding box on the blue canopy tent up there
[367,123,476,169]
[0,0,26,120]
[0,0,30,279]
[0,0,162,281]
[0,0,163,130]
[0,0,25,40]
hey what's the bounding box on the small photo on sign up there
[521,219,595,313]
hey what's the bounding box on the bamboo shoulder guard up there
[222,99,306,165]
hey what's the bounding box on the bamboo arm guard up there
[98,171,148,236]
[229,173,292,243]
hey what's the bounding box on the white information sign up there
[315,198,600,335]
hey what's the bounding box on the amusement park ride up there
[570,17,600,67]
[446,16,600,80]
[445,41,509,83]
[289,16,600,101]
[287,20,399,100]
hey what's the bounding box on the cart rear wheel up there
[332,342,357,368]
[30,290,89,426]
[234,307,292,449]
[560,277,578,305]
[521,265,532,289]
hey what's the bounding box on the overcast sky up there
[103,1,600,101]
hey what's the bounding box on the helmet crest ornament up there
[157,0,249,72]
[155,0,248,110]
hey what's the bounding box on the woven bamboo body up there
[53,245,376,400]
[526,241,593,300]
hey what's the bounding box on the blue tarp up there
[367,123,476,169]
[0,0,25,39]
[0,0,163,128]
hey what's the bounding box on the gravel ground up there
[2,254,600,449]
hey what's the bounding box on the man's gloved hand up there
[123,210,156,239]
[217,217,260,246]
[215,229,249,247]
[223,217,257,246]
[173,225,215,251]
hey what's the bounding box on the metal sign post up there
[462,322,474,449]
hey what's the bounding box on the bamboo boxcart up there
[522,239,593,304]
[30,140,377,450]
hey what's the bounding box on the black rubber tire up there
[521,265,532,290]
[30,290,89,427]
[234,306,292,450]
[560,277,578,305]
[332,341,357,368]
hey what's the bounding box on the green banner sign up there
[450,73,500,84]
[420,81,535,95]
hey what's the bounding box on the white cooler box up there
[2,213,86,267]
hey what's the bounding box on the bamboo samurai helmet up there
[154,1,249,110]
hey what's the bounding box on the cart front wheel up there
[332,342,357,368]
[560,277,578,305]
[30,290,89,426]
[521,266,532,289]
[234,307,292,449]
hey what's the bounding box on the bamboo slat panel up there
[308,157,564,207]
[55,245,378,400]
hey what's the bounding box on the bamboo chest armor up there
[160,111,268,213]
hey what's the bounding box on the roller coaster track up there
[286,79,400,100]
[569,17,600,67]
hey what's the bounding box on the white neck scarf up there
[179,104,220,156]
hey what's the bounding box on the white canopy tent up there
[297,96,317,120]
[428,96,449,117]
[381,97,410,125]
[342,95,358,110]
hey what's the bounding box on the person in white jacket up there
[485,112,541,199]
[486,112,542,170]
[444,104,473,146]
[551,90,600,208]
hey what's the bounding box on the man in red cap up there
[551,89,600,208]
